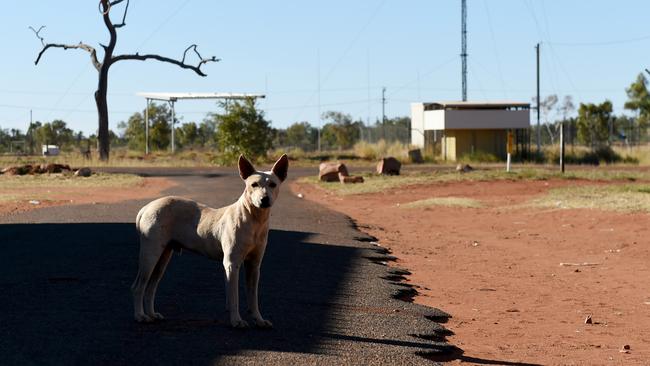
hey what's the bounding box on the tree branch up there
[112,46,220,76]
[111,0,130,28]
[28,25,46,46]
[31,25,102,71]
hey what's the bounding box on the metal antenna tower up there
[461,0,467,101]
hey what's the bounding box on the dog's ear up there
[272,154,289,182]
[238,155,256,180]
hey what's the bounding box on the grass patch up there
[299,166,650,196]
[401,197,482,209]
[0,173,143,190]
[532,184,650,212]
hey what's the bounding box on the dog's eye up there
[269,182,277,188]
[251,182,259,188]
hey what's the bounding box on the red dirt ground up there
[0,177,174,217]
[294,178,650,365]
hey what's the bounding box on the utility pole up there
[536,43,541,154]
[461,0,468,101]
[317,49,321,152]
[170,100,176,154]
[560,121,564,173]
[145,99,149,155]
[381,87,387,140]
[28,109,34,155]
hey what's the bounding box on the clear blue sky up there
[0,0,648,135]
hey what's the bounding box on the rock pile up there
[1,164,92,177]
[318,162,364,184]
[376,157,401,176]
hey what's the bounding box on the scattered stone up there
[456,164,474,173]
[408,149,424,163]
[560,262,601,267]
[339,173,364,184]
[319,162,349,182]
[29,200,41,205]
[376,157,401,176]
[2,165,31,175]
[2,163,71,175]
[296,193,304,199]
[584,315,593,324]
[74,167,92,177]
[41,163,71,174]
[472,241,479,247]
[620,344,631,353]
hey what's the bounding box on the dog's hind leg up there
[132,236,166,323]
[245,258,272,328]
[144,245,173,320]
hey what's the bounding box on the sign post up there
[506,131,513,172]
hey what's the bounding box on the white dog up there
[131,154,288,328]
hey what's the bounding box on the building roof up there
[423,100,530,110]
[136,92,265,101]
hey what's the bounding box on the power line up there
[292,0,386,122]
[482,0,507,98]
[547,34,650,47]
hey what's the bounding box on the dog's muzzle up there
[260,196,271,208]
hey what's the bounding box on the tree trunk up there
[95,65,110,161]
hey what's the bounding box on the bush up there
[457,151,500,163]
[353,140,411,161]
[543,145,637,165]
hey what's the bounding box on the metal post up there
[317,49,321,152]
[461,0,468,101]
[145,98,149,155]
[560,121,564,173]
[382,87,386,139]
[29,109,33,155]
[170,100,176,154]
[536,43,541,154]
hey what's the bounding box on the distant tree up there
[119,103,172,151]
[33,119,75,150]
[285,121,318,150]
[321,111,362,149]
[31,0,218,160]
[214,98,273,163]
[614,115,635,145]
[374,116,410,143]
[197,119,217,147]
[624,73,650,141]
[577,101,613,148]
[176,122,200,148]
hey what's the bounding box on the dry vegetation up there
[301,166,650,196]
[0,173,143,203]
[532,184,650,212]
[401,196,482,209]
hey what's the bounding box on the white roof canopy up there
[136,92,265,101]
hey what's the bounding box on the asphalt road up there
[0,166,459,365]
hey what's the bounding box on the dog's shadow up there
[0,223,372,364]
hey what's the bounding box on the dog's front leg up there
[245,259,273,328]
[223,258,248,328]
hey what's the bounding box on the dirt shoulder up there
[0,174,175,217]
[293,178,650,365]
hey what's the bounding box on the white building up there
[410,101,530,160]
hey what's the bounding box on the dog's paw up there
[230,319,249,328]
[134,313,154,323]
[253,318,273,329]
[150,312,165,321]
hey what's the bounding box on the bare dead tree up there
[31,0,219,161]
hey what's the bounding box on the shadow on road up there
[0,223,371,364]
